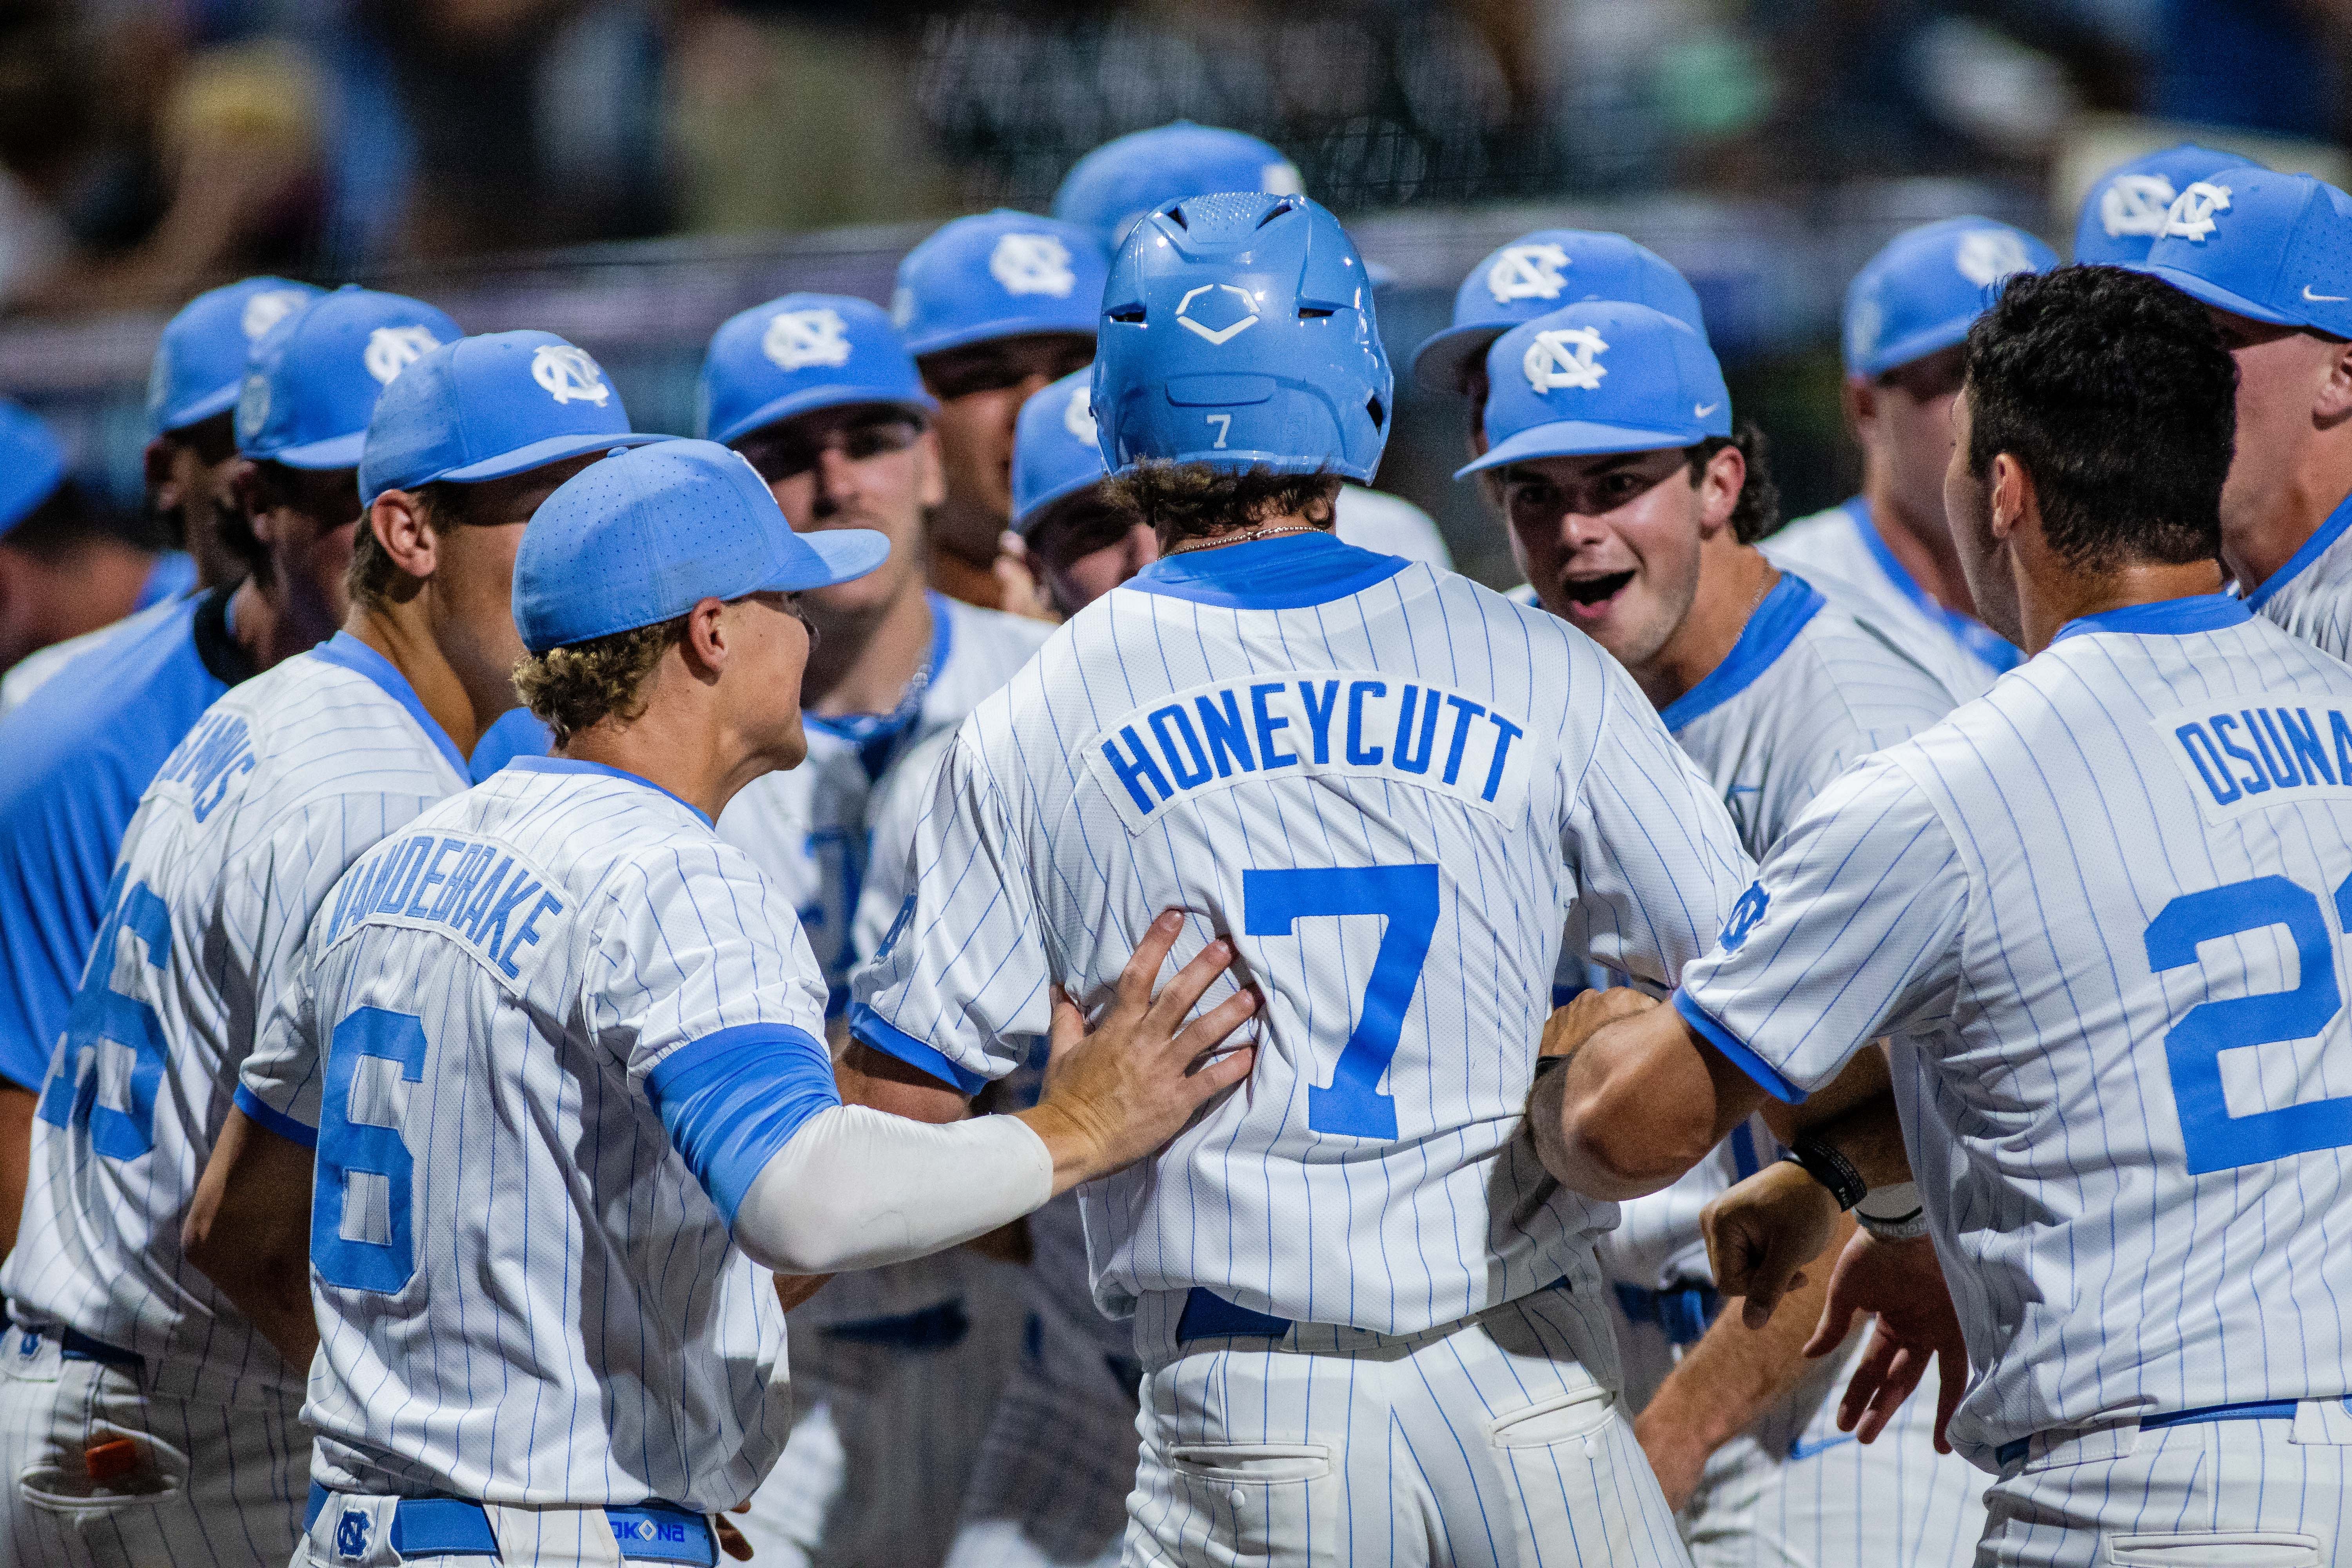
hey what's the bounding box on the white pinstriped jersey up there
[2244,489,2352,663]
[240,758,833,1507]
[2,635,465,1404]
[853,530,1753,1334]
[1760,499,2008,698]
[1601,573,1958,1303]
[1677,594,2352,1469]
[719,593,1051,1015]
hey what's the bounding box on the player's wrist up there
[1779,1136,1865,1210]
[1013,1101,1113,1194]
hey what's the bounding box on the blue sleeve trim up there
[232,1083,319,1151]
[847,1002,989,1096]
[1671,989,1806,1105]
[644,1022,843,1225]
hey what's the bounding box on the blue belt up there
[1993,1399,2302,1468]
[1612,1283,1720,1347]
[11,1326,143,1368]
[820,1297,971,1352]
[1174,1279,1578,1345]
[303,1482,713,1564]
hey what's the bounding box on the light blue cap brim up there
[1012,470,1107,535]
[904,316,1097,360]
[1410,323,1506,395]
[1457,417,1706,477]
[433,430,667,488]
[709,385,936,448]
[2130,261,2304,328]
[1850,316,1976,380]
[767,526,892,592]
[265,430,369,470]
[157,379,242,435]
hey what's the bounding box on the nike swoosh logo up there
[1693,403,1720,417]
[2305,285,2349,303]
[1788,1433,1858,1461]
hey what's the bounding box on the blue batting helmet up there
[1053,121,1304,252]
[1092,192,1390,482]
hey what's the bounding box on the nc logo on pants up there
[335,1508,371,1560]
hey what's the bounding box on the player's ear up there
[1842,375,1876,443]
[913,425,946,510]
[680,595,731,681]
[143,437,181,515]
[1696,444,1745,538]
[2314,336,2352,424]
[367,490,437,581]
[1986,452,2032,544]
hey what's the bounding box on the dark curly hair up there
[1101,461,1339,546]
[1684,421,1780,546]
[1963,265,2235,570]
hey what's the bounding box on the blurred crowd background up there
[3,0,2347,587]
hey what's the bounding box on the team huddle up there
[0,119,2345,1568]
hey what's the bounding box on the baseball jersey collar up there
[1846,497,2022,673]
[2242,485,2352,611]
[1125,528,1409,610]
[505,754,713,826]
[2051,593,2252,643]
[307,632,468,778]
[1660,572,1827,734]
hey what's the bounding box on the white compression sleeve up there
[729,1103,1054,1275]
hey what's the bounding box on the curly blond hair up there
[511,615,686,746]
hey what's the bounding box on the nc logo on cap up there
[1176,283,1259,346]
[531,344,611,406]
[236,374,270,440]
[1523,326,1609,393]
[2101,174,2180,240]
[1954,229,2033,288]
[990,232,1076,298]
[2161,181,2233,242]
[241,288,309,343]
[1487,242,1570,304]
[335,1508,370,1560]
[364,325,444,386]
[762,307,852,372]
[1062,380,1097,442]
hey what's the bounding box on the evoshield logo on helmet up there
[531,345,611,407]
[1487,243,1571,305]
[990,233,1077,298]
[762,307,853,372]
[2162,181,2233,242]
[1175,284,1259,346]
[2101,174,2180,240]
[1523,327,1609,393]
[1954,229,2033,288]
[1062,381,1096,442]
[363,326,442,386]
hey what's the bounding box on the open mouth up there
[1561,570,1635,608]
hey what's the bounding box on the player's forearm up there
[731,1104,1052,1275]
[1541,1007,1760,1198]
[183,1109,321,1371]
[0,1085,35,1265]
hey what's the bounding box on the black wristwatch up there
[1779,1136,1866,1211]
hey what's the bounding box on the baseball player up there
[0,407,176,678]
[1002,367,1146,617]
[0,286,454,1270]
[1760,217,2054,692]
[2072,142,2252,266]
[1051,121,1452,570]
[893,211,1108,610]
[0,277,320,716]
[1463,299,1985,1563]
[853,191,1751,1567]
[699,291,1051,1568]
[2129,168,2352,659]
[236,437,1255,1568]
[0,328,633,1568]
[1538,265,2352,1566]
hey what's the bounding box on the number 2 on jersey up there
[2145,871,2352,1174]
[1244,864,1439,1139]
[313,1006,428,1292]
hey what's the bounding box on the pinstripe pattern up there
[1759,502,2004,699]
[2245,493,2352,662]
[243,762,825,1510]
[1681,599,2352,1483]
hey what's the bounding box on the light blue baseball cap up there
[147,276,323,436]
[236,285,461,469]
[892,211,1109,359]
[1411,230,1708,395]
[1842,217,2057,378]
[1458,301,1731,478]
[2074,143,2252,265]
[2132,167,2352,338]
[1011,369,1108,534]
[1052,121,1304,252]
[513,438,890,654]
[359,331,659,503]
[0,399,67,538]
[698,293,935,446]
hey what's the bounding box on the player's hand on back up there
[1018,909,1259,1194]
[1702,1157,1842,1328]
[1803,1230,1969,1453]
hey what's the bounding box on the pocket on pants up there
[1488,1384,1615,1448]
[1160,1442,1337,1566]
[2105,1532,2321,1566]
